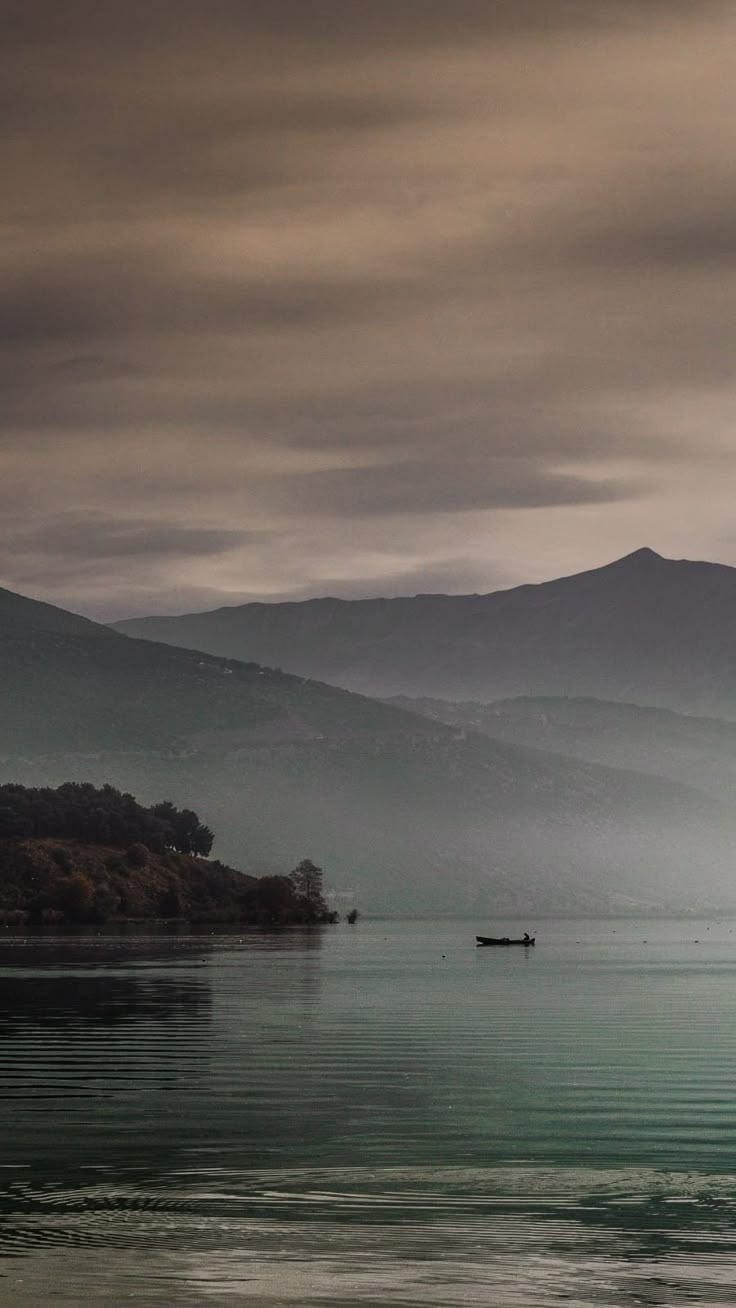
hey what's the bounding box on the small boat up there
[476,935,535,947]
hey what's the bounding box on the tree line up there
[0,782,214,856]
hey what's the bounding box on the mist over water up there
[3,919,736,1305]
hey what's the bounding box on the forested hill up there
[0,781,228,924]
[114,549,736,715]
[0,782,332,927]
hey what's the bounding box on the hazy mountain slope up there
[3,585,736,913]
[0,600,424,754]
[388,694,736,806]
[0,583,116,640]
[7,737,734,917]
[113,549,736,715]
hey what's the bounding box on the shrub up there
[126,842,149,869]
[90,882,120,923]
[58,872,94,922]
[51,846,73,873]
[159,883,183,918]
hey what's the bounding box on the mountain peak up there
[583,547,666,581]
[617,546,663,565]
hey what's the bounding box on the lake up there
[2,918,736,1305]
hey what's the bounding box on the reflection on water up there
[2,920,736,1305]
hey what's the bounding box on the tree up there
[247,874,299,926]
[0,806,33,840]
[149,801,214,856]
[288,858,328,923]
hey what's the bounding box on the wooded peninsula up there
[0,782,350,927]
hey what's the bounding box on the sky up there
[3,0,736,619]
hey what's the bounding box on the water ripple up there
[4,920,736,1303]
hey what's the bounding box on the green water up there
[2,919,736,1304]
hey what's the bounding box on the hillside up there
[0,582,419,754]
[0,783,339,927]
[0,837,258,925]
[388,694,736,807]
[3,583,736,914]
[114,549,736,715]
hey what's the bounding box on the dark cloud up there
[1,0,735,615]
[49,355,143,380]
[576,207,736,270]
[0,514,250,618]
[269,459,642,518]
[9,518,243,561]
[2,2,704,51]
[0,515,243,586]
[0,250,402,350]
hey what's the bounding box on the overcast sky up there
[3,0,736,618]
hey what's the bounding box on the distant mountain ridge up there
[112,548,736,716]
[386,694,736,806]
[3,580,735,914]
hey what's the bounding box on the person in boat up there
[523,932,531,944]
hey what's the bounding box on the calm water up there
[3,918,736,1305]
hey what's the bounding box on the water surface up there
[2,918,736,1304]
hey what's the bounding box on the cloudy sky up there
[3,0,736,618]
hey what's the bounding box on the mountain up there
[0,583,113,640]
[387,694,736,807]
[113,549,736,716]
[0,581,425,755]
[3,583,735,914]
